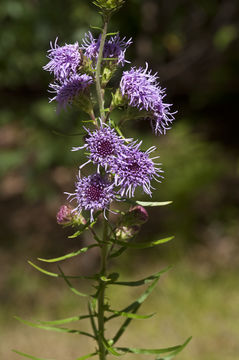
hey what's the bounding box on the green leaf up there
[113,266,172,287]
[12,350,53,360]
[109,246,127,258]
[37,314,93,326]
[57,265,89,297]
[136,201,172,207]
[112,277,162,344]
[88,301,98,340]
[37,244,98,263]
[116,337,192,355]
[156,337,192,359]
[106,309,154,320]
[115,236,174,249]
[68,214,100,239]
[75,352,98,360]
[14,316,95,338]
[106,32,119,36]
[102,338,122,356]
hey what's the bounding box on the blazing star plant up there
[14,1,191,359]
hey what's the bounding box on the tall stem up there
[95,18,108,121]
[97,216,109,360]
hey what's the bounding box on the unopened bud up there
[120,206,149,227]
[116,225,140,241]
[56,205,86,226]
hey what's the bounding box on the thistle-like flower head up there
[66,173,115,221]
[111,143,163,198]
[49,74,93,111]
[80,31,132,66]
[43,38,81,80]
[120,64,175,135]
[72,122,131,169]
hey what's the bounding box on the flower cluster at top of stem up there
[43,30,175,221]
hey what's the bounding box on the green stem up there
[97,216,109,360]
[95,19,108,121]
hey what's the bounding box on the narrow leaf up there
[117,337,192,355]
[106,309,154,320]
[136,201,172,207]
[112,277,161,344]
[28,261,89,280]
[155,337,192,360]
[106,32,119,36]
[115,236,174,249]
[57,265,89,297]
[12,350,53,360]
[75,352,97,360]
[113,267,172,287]
[38,244,98,263]
[38,314,93,326]
[68,214,100,239]
[109,246,127,258]
[102,339,122,356]
[88,301,98,340]
[14,316,95,338]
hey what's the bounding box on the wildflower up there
[72,122,131,169]
[66,174,115,222]
[111,142,163,198]
[43,38,81,80]
[56,205,73,225]
[80,31,132,66]
[120,63,175,135]
[49,74,93,111]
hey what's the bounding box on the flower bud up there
[120,205,149,227]
[116,225,140,241]
[56,205,86,226]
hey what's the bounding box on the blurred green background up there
[1,0,239,359]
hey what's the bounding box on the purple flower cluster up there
[44,38,93,111]
[120,64,176,135]
[81,32,132,66]
[71,123,162,220]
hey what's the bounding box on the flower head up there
[49,74,93,111]
[72,122,130,169]
[66,173,115,221]
[111,143,163,198]
[80,32,132,66]
[43,38,81,80]
[120,64,175,135]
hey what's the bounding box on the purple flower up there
[43,38,81,80]
[80,31,132,66]
[120,64,175,135]
[72,122,131,169]
[49,74,93,111]
[66,173,115,221]
[111,142,163,198]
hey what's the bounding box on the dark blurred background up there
[1,1,239,359]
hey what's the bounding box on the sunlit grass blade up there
[155,336,192,359]
[106,309,154,320]
[115,236,174,249]
[116,337,192,355]
[37,314,93,326]
[57,265,90,297]
[113,266,172,286]
[14,316,95,338]
[12,349,53,360]
[37,244,98,263]
[112,277,161,344]
[136,201,173,207]
[75,352,98,360]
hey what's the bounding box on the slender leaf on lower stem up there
[12,350,54,360]
[112,266,172,287]
[38,314,93,326]
[57,265,90,297]
[116,337,192,355]
[114,236,174,250]
[14,316,95,338]
[106,309,154,320]
[37,244,99,263]
[88,300,99,340]
[136,201,173,207]
[112,277,161,344]
[155,336,192,359]
[75,352,98,360]
[28,261,90,280]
